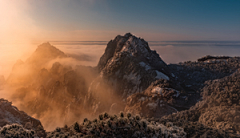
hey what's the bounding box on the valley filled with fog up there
[2,41,240,79]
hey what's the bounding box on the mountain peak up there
[26,42,67,65]
[124,32,133,38]
[39,42,51,46]
[36,42,64,54]
[88,33,172,104]
[98,33,168,72]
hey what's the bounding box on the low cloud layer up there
[151,45,240,64]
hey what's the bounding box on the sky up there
[0,0,240,43]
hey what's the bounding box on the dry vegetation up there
[46,112,186,138]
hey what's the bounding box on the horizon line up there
[1,40,240,45]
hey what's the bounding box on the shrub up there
[110,115,115,120]
[45,113,186,138]
[83,118,88,122]
[64,124,68,130]
[127,112,132,118]
[120,111,124,118]
[99,114,103,120]
[55,127,61,132]
[135,114,141,121]
[0,124,38,138]
[73,122,80,132]
[104,112,109,118]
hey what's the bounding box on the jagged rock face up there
[135,56,240,123]
[26,42,67,67]
[85,33,173,114]
[97,33,171,97]
[4,43,98,129]
[0,98,45,136]
[98,33,168,71]
[7,43,68,86]
[22,63,96,125]
[124,79,193,118]
[124,92,177,118]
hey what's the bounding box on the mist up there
[151,45,240,64]
[1,38,240,133]
[0,0,41,78]
[0,42,125,131]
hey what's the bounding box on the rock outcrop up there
[124,76,202,118]
[26,42,66,65]
[6,43,97,129]
[85,33,175,114]
[0,98,46,137]
[7,42,67,86]
[125,79,182,118]
[97,33,172,97]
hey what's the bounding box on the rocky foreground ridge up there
[0,98,46,137]
[1,33,240,137]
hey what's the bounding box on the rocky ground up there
[0,33,240,137]
[159,61,240,137]
[0,99,46,137]
[169,55,240,91]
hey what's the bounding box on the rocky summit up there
[97,33,171,97]
[7,42,67,86]
[85,33,180,115]
[1,33,240,137]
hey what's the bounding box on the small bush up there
[73,122,80,132]
[99,114,104,120]
[104,112,109,118]
[127,112,132,118]
[83,118,88,122]
[0,124,38,138]
[120,111,124,118]
[135,114,141,121]
[45,113,186,138]
[54,127,61,133]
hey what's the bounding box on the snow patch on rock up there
[151,87,163,95]
[139,62,151,70]
[155,71,169,80]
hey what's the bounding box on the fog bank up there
[151,45,240,64]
